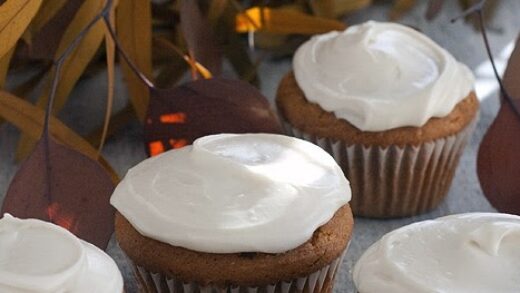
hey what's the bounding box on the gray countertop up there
[1,1,519,292]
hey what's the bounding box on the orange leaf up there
[0,46,14,89]
[0,0,43,58]
[30,0,67,32]
[310,0,372,18]
[116,0,152,122]
[0,90,118,183]
[98,0,118,156]
[16,0,107,161]
[235,6,346,35]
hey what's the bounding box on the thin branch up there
[452,0,520,120]
[102,15,156,89]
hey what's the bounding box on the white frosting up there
[111,133,351,254]
[293,21,475,131]
[0,214,123,293]
[353,213,520,293]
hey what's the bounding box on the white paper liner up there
[282,118,477,218]
[133,251,346,293]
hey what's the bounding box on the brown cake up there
[276,22,479,218]
[116,205,353,292]
[277,73,479,147]
[111,133,354,292]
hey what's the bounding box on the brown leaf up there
[389,0,417,21]
[86,104,135,147]
[477,37,520,215]
[20,0,82,61]
[116,0,153,122]
[143,78,282,157]
[0,46,14,89]
[310,0,371,18]
[212,2,259,86]
[235,6,346,35]
[425,0,444,20]
[98,2,117,156]
[30,0,67,32]
[180,0,223,76]
[0,0,43,58]
[0,90,118,183]
[2,135,115,249]
[16,0,107,161]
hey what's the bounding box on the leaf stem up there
[102,15,156,90]
[42,0,116,206]
[451,0,520,120]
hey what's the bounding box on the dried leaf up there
[180,0,222,76]
[16,0,107,161]
[235,6,346,35]
[207,0,229,24]
[144,78,282,157]
[477,37,520,215]
[0,46,14,89]
[87,104,135,147]
[213,3,259,86]
[310,0,371,18]
[2,135,115,249]
[458,0,499,30]
[116,0,152,122]
[0,90,118,183]
[20,0,82,61]
[389,0,417,21]
[98,2,117,156]
[425,0,444,20]
[0,0,43,58]
[30,0,67,32]
[153,37,212,80]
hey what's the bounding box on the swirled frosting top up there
[353,213,520,292]
[111,133,351,253]
[293,21,474,131]
[0,214,123,293]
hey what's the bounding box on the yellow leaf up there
[0,90,119,183]
[389,0,417,20]
[30,0,67,32]
[154,37,212,79]
[116,0,152,122]
[310,0,372,18]
[98,0,118,156]
[0,46,14,89]
[235,7,346,35]
[16,0,107,161]
[0,0,42,58]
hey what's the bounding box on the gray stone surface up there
[0,1,518,292]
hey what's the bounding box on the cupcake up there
[276,21,479,218]
[353,213,520,292]
[111,133,353,292]
[0,214,124,293]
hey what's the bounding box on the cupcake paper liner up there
[132,251,346,293]
[282,118,477,218]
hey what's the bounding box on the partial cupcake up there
[111,133,353,293]
[276,21,479,218]
[353,213,520,292]
[0,214,123,293]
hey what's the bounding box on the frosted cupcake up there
[276,21,479,217]
[111,133,353,293]
[353,213,520,292]
[0,214,124,293]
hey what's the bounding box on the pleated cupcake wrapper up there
[133,250,346,293]
[282,118,477,218]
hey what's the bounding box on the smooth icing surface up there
[111,133,351,253]
[353,213,520,292]
[0,214,123,293]
[293,21,475,131]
